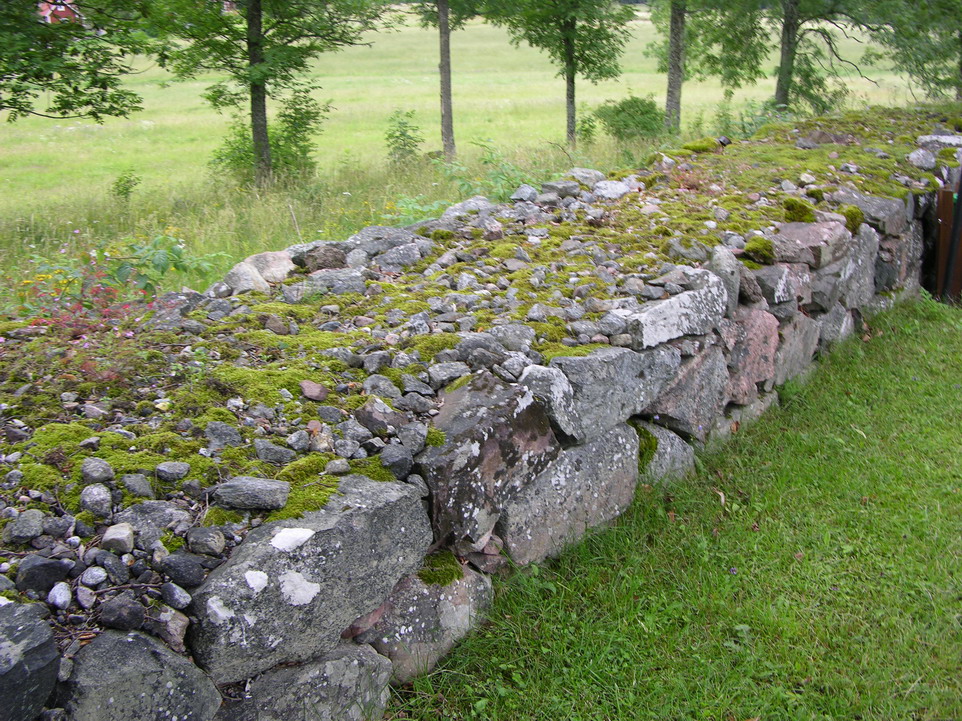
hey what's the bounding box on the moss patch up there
[418,550,465,586]
[681,137,719,154]
[743,237,775,265]
[783,197,817,223]
[840,204,865,235]
[425,427,446,447]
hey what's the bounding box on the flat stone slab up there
[496,424,639,565]
[188,475,431,684]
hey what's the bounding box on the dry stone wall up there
[1,124,953,720]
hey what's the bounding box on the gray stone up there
[496,424,639,566]
[188,476,431,684]
[510,184,539,202]
[281,268,366,302]
[592,180,631,201]
[706,245,741,317]
[398,422,428,455]
[16,556,71,596]
[774,314,822,385]
[917,133,962,151]
[429,362,471,390]
[637,422,695,484]
[244,250,295,283]
[828,187,908,237]
[155,461,190,482]
[622,269,728,349]
[187,527,227,556]
[541,180,580,198]
[753,264,796,305]
[212,477,290,511]
[253,439,296,466]
[567,168,606,186]
[417,372,561,553]
[121,474,154,499]
[379,445,413,479]
[79,566,108,588]
[375,242,422,271]
[205,421,244,451]
[161,582,192,610]
[114,501,191,550]
[520,346,680,445]
[839,224,880,309]
[143,604,191,653]
[647,344,730,442]
[160,552,208,589]
[46,582,72,610]
[60,631,220,721]
[99,594,145,631]
[354,397,407,436]
[0,602,59,721]
[214,644,391,721]
[358,567,493,684]
[362,374,402,400]
[224,261,270,295]
[5,508,44,544]
[101,523,135,554]
[907,148,937,170]
[81,457,114,484]
[488,323,536,352]
[774,222,853,269]
[819,303,856,351]
[79,484,112,519]
[667,237,710,263]
[346,225,422,256]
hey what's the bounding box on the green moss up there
[202,507,244,527]
[743,237,775,265]
[350,456,396,483]
[431,229,455,241]
[195,407,237,426]
[804,187,825,202]
[537,343,608,363]
[425,427,446,447]
[19,463,63,490]
[404,333,460,361]
[838,204,865,235]
[0,320,28,334]
[667,148,695,158]
[739,258,764,271]
[681,137,718,154]
[161,531,184,552]
[628,421,659,477]
[247,303,317,321]
[276,454,332,484]
[20,422,94,455]
[443,374,473,394]
[418,550,465,586]
[266,454,339,521]
[489,243,518,259]
[783,197,817,223]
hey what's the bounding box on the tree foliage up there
[483,0,635,146]
[0,0,154,121]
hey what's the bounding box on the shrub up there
[594,95,664,142]
[210,88,329,183]
[385,109,425,165]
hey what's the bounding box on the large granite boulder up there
[827,187,909,237]
[357,566,493,684]
[0,602,59,721]
[519,346,680,445]
[417,372,561,553]
[774,314,821,385]
[647,344,730,442]
[773,222,853,269]
[722,308,779,405]
[59,631,221,721]
[622,269,728,349]
[495,424,639,565]
[244,251,295,283]
[214,644,391,721]
[188,476,431,684]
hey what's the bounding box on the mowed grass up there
[0,12,915,298]
[391,298,962,721]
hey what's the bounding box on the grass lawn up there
[390,298,962,721]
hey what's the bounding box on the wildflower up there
[729,567,737,575]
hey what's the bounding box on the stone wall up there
[1,133,949,720]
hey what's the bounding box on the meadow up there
[0,10,916,303]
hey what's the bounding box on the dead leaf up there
[667,510,677,522]
[794,551,804,561]
[713,488,726,507]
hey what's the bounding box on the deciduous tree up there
[483,0,635,147]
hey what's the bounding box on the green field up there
[391,298,962,721]
[0,11,915,301]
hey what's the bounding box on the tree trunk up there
[438,0,456,160]
[562,19,576,148]
[664,0,686,133]
[774,0,800,109]
[246,0,272,186]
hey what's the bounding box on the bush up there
[210,88,329,183]
[594,95,664,142]
[385,109,425,165]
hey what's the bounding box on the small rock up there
[159,553,208,588]
[101,523,135,554]
[253,438,297,465]
[99,594,145,631]
[120,474,154,499]
[160,582,192,610]
[80,566,108,588]
[81,458,114,484]
[299,380,329,401]
[907,148,937,170]
[324,458,351,475]
[186,527,226,556]
[212,477,291,510]
[379,445,413,479]
[155,462,190,482]
[16,555,71,594]
[47,582,72,610]
[79,484,112,519]
[205,421,243,451]
[6,508,45,544]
